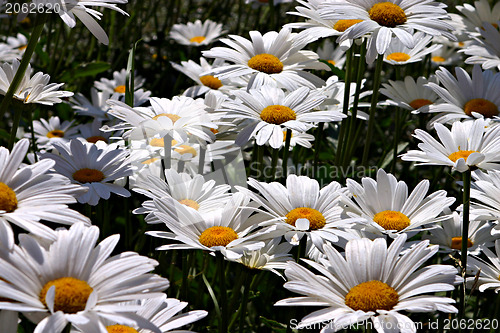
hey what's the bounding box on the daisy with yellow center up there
[0,223,169,333]
[319,0,456,63]
[402,118,500,173]
[463,22,500,71]
[94,68,145,96]
[383,32,442,66]
[466,240,500,293]
[31,116,79,149]
[342,169,454,236]
[276,235,461,330]
[169,19,225,46]
[148,193,265,260]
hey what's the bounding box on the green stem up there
[313,123,324,178]
[269,148,280,181]
[391,108,401,173]
[460,168,472,319]
[281,129,292,181]
[334,47,353,166]
[361,54,384,167]
[0,14,47,134]
[181,251,189,301]
[27,105,38,161]
[238,271,254,333]
[216,253,228,333]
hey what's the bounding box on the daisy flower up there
[202,28,330,91]
[147,192,265,260]
[456,0,500,36]
[319,0,456,63]
[33,0,129,45]
[28,116,79,149]
[463,22,500,71]
[169,19,226,47]
[380,75,442,113]
[238,175,356,254]
[77,119,112,144]
[0,33,27,62]
[401,118,500,172]
[133,169,231,224]
[466,239,500,293]
[40,139,132,206]
[275,235,461,332]
[0,59,73,105]
[425,65,500,125]
[71,88,113,121]
[424,211,498,256]
[316,39,347,69]
[0,223,169,333]
[383,32,441,65]
[341,169,455,237]
[0,139,89,250]
[430,40,464,67]
[470,170,500,235]
[94,68,145,96]
[220,85,344,148]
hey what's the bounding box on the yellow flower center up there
[327,60,336,66]
[448,150,478,163]
[260,105,297,125]
[386,52,410,62]
[345,280,399,312]
[73,168,105,183]
[47,130,65,138]
[369,2,407,27]
[141,157,159,164]
[247,53,283,74]
[175,145,197,156]
[199,75,223,90]
[282,130,293,141]
[463,98,499,118]
[432,56,446,63]
[178,199,200,210]
[409,98,433,110]
[199,226,238,247]
[18,45,27,51]
[210,128,219,134]
[190,36,206,43]
[333,19,363,32]
[152,113,181,123]
[106,325,139,333]
[286,207,326,230]
[114,85,126,93]
[0,182,18,213]
[373,210,410,231]
[39,277,93,314]
[451,237,473,250]
[86,136,107,144]
[458,42,465,47]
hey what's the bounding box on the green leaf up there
[59,61,111,82]
[259,316,289,333]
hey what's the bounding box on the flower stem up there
[334,47,353,167]
[313,123,324,177]
[361,54,384,167]
[460,168,472,318]
[239,271,255,333]
[216,253,228,333]
[281,129,292,181]
[1,14,47,148]
[269,147,279,181]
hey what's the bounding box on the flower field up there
[0,0,500,332]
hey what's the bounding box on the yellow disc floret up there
[47,130,65,138]
[39,277,93,313]
[463,98,499,118]
[114,85,126,93]
[200,75,223,90]
[432,56,445,63]
[369,2,407,28]
[373,210,410,231]
[448,150,478,163]
[0,182,18,213]
[190,36,206,44]
[86,136,107,144]
[175,145,197,157]
[106,325,139,333]
[409,99,433,110]
[345,280,399,312]
[451,237,473,250]
[179,199,200,210]
[386,52,411,62]
[152,113,181,123]
[199,226,238,247]
[286,207,326,230]
[260,105,296,125]
[73,168,105,183]
[248,53,283,74]
[333,19,363,32]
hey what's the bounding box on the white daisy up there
[463,22,500,71]
[342,169,455,238]
[316,39,347,69]
[319,0,456,63]
[470,170,500,235]
[0,223,169,333]
[169,19,226,47]
[380,75,442,113]
[133,169,231,224]
[40,139,132,206]
[77,119,112,144]
[238,175,356,255]
[430,40,465,67]
[220,85,344,149]
[466,239,500,293]
[0,139,89,250]
[275,235,461,332]
[0,33,27,62]
[94,68,145,96]
[71,88,113,121]
[401,118,500,172]
[202,28,330,91]
[0,59,73,105]
[33,0,129,45]
[147,192,265,260]
[424,65,500,125]
[456,0,500,37]
[28,116,79,149]
[383,32,441,65]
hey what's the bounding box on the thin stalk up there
[361,54,384,166]
[1,14,47,147]
[256,144,265,180]
[460,168,472,319]
[238,271,254,333]
[216,253,228,333]
[313,123,324,178]
[8,103,24,150]
[391,108,401,173]
[27,105,38,161]
[281,129,292,181]
[181,251,189,301]
[269,148,280,181]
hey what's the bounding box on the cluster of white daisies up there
[1,0,500,332]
